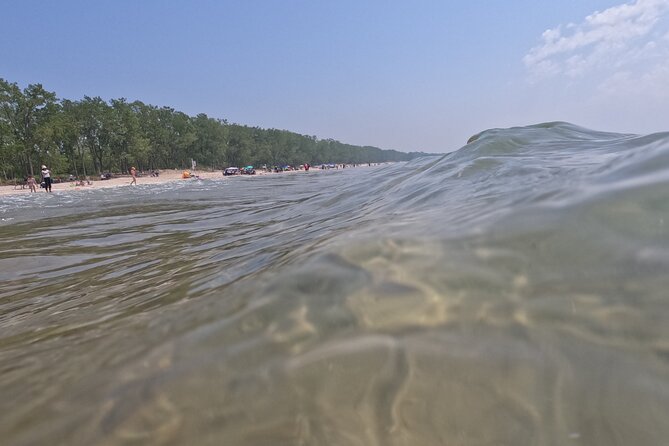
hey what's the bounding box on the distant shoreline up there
[0,169,288,198]
[0,164,382,198]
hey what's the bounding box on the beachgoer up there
[41,165,52,192]
[130,166,137,185]
[27,175,37,193]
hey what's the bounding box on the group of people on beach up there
[24,165,51,193]
[20,164,95,192]
[20,164,140,191]
[15,162,372,194]
[128,167,160,183]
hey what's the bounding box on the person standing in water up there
[41,165,52,192]
[130,166,137,185]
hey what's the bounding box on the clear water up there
[1,122,669,445]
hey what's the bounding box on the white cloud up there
[519,0,669,136]
[524,0,669,79]
[597,58,669,99]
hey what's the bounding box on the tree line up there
[0,78,427,181]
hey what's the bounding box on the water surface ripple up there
[1,122,669,445]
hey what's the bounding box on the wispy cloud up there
[524,0,669,79]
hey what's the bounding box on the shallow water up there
[1,122,669,445]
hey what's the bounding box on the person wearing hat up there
[129,166,137,185]
[41,165,52,192]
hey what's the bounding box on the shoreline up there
[0,169,282,198]
[0,164,387,198]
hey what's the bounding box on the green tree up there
[0,79,58,177]
[0,77,428,182]
[192,113,228,168]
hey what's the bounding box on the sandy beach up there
[0,165,381,198]
[0,168,298,197]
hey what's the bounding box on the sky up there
[2,0,669,153]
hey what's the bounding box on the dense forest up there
[0,78,427,181]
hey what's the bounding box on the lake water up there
[1,122,669,445]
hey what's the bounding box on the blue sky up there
[2,0,668,153]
